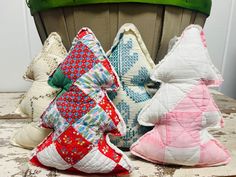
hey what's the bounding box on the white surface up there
[218,1,236,99]
[37,143,71,170]
[0,0,236,98]
[0,1,42,92]
[204,0,232,72]
[204,0,236,98]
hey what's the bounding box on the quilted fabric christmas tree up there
[107,23,155,148]
[12,32,66,149]
[131,25,231,166]
[30,28,132,174]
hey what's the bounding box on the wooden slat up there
[63,7,76,44]
[118,3,163,61]
[194,12,207,26]
[108,4,119,49]
[33,5,207,61]
[40,8,71,50]
[156,6,184,63]
[33,13,47,43]
[190,11,197,24]
[73,4,110,51]
[156,7,207,63]
[179,9,193,33]
[151,5,164,62]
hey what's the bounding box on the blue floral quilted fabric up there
[107,23,155,148]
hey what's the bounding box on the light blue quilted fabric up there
[107,23,155,148]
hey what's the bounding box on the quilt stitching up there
[131,25,230,167]
[30,28,132,174]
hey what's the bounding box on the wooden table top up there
[0,91,235,177]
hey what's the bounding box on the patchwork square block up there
[30,28,132,174]
[107,23,155,148]
[131,25,231,167]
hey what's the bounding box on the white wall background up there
[0,1,42,92]
[0,0,236,98]
[204,0,236,98]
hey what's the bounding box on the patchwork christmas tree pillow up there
[131,25,231,166]
[12,33,67,149]
[107,23,155,148]
[30,28,132,174]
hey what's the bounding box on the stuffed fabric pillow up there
[131,25,231,166]
[107,23,155,148]
[11,122,52,149]
[15,32,67,120]
[23,33,67,82]
[12,33,67,149]
[30,28,132,174]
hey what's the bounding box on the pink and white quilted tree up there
[131,25,231,167]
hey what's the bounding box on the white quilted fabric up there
[131,25,230,167]
[138,25,223,126]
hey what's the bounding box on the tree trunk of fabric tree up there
[32,3,207,64]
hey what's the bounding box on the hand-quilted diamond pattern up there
[30,28,132,175]
[131,25,231,167]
